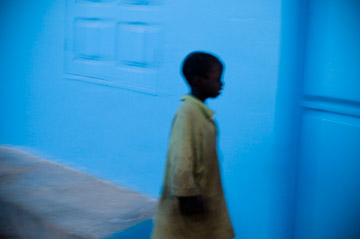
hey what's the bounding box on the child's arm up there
[178,195,206,216]
[169,110,206,216]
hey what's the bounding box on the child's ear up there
[193,76,205,87]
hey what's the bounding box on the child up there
[151,52,235,239]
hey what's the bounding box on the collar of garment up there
[181,94,215,119]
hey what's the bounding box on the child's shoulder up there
[176,99,201,117]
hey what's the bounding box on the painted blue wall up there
[271,0,309,238]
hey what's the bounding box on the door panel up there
[295,1,360,238]
[296,111,360,239]
[64,0,164,94]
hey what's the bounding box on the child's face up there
[201,64,224,98]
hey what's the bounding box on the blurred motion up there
[0,0,359,239]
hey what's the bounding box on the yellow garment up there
[152,95,235,239]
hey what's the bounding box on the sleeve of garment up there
[167,110,201,197]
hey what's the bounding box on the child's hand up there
[178,195,206,216]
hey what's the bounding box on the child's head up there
[181,51,224,99]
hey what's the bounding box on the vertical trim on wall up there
[271,0,309,238]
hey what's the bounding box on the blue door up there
[294,1,360,238]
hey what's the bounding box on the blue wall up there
[272,0,314,237]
